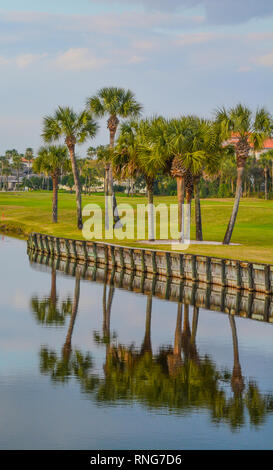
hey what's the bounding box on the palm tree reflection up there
[33,268,96,388]
[31,267,72,326]
[33,268,273,429]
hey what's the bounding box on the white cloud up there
[0,49,109,71]
[53,48,109,70]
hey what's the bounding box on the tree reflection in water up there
[32,265,273,430]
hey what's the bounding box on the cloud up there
[53,48,109,70]
[89,0,273,24]
[255,52,273,68]
[0,53,47,68]
[1,9,204,34]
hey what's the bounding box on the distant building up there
[225,133,273,158]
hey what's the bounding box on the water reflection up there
[28,254,273,431]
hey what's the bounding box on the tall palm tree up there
[87,87,142,225]
[33,146,69,223]
[42,106,98,229]
[215,104,272,244]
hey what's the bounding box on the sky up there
[0,0,273,156]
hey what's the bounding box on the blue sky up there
[0,0,273,155]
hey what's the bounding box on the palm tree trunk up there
[63,272,80,358]
[52,173,58,223]
[67,142,82,230]
[174,302,182,356]
[223,166,244,245]
[176,176,184,242]
[184,189,192,243]
[103,285,115,341]
[167,302,182,376]
[264,168,268,200]
[190,306,199,361]
[182,303,191,360]
[229,314,244,396]
[194,179,203,241]
[147,179,154,241]
[108,125,120,226]
[104,164,110,230]
[141,295,152,354]
[50,267,57,305]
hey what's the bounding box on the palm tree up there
[215,104,272,244]
[166,116,221,242]
[12,153,23,190]
[114,117,168,241]
[261,149,273,192]
[0,156,7,190]
[2,161,12,190]
[87,87,142,225]
[33,146,69,223]
[258,153,273,199]
[42,106,98,229]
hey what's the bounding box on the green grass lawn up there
[0,191,273,264]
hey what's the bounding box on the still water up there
[0,235,273,450]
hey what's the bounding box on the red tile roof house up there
[225,134,273,158]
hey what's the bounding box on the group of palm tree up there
[36,87,273,244]
[0,147,34,190]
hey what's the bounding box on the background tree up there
[11,152,23,190]
[42,106,98,229]
[33,145,69,222]
[258,153,273,199]
[25,147,34,179]
[114,117,168,241]
[216,104,272,244]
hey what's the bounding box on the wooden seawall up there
[27,232,273,294]
[28,250,273,324]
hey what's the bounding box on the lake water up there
[0,235,273,450]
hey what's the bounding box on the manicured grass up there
[0,191,273,264]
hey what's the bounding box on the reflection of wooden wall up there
[28,232,273,295]
[28,248,273,325]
